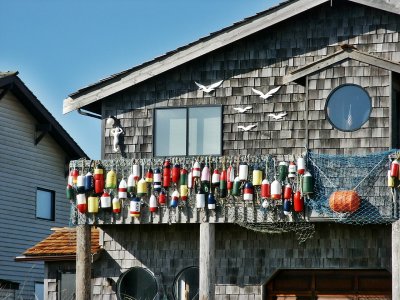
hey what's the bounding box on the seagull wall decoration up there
[238,124,257,131]
[195,80,223,93]
[268,112,287,120]
[233,106,252,113]
[252,86,281,99]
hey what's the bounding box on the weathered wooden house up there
[0,71,87,299]
[62,0,400,299]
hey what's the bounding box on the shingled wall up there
[102,1,400,159]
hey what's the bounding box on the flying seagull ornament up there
[233,106,252,113]
[238,124,257,131]
[195,80,223,93]
[268,112,287,120]
[252,86,281,100]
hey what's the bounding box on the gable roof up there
[283,45,400,85]
[0,72,88,160]
[15,227,101,262]
[63,0,400,114]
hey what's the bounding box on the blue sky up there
[1,0,280,159]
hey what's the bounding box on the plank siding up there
[0,91,71,300]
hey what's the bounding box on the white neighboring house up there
[0,71,87,299]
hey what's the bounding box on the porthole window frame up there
[116,267,158,300]
[325,83,372,132]
[172,266,199,300]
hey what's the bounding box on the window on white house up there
[154,106,222,156]
[34,282,44,300]
[36,188,55,220]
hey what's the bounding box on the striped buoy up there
[118,179,127,199]
[243,182,254,201]
[130,197,141,218]
[76,193,87,213]
[158,190,167,205]
[149,194,157,212]
[271,179,282,200]
[261,179,271,199]
[212,169,220,187]
[208,193,216,209]
[170,190,179,208]
[192,161,201,179]
[77,175,85,193]
[112,197,121,214]
[100,191,112,211]
[105,169,117,189]
[137,178,148,197]
[297,157,305,175]
[153,168,162,192]
[145,168,154,183]
[232,177,241,196]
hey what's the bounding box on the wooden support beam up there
[199,223,215,300]
[76,224,91,300]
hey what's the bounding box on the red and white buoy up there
[149,194,158,212]
[212,169,220,187]
[297,157,305,175]
[243,182,254,201]
[112,197,121,214]
[391,160,400,177]
[100,191,112,211]
[261,179,271,199]
[118,179,127,199]
[76,193,87,213]
[271,179,282,200]
[288,161,297,178]
[239,163,248,181]
[283,184,292,200]
[192,161,201,179]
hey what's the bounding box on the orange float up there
[329,190,360,213]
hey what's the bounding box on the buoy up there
[68,170,74,186]
[71,169,79,185]
[297,157,305,175]
[94,164,104,194]
[243,182,254,201]
[145,168,154,183]
[153,168,162,192]
[278,162,288,182]
[188,170,193,189]
[132,164,140,182]
[220,169,227,198]
[293,191,304,212]
[288,161,297,178]
[172,164,180,184]
[105,169,117,189]
[66,184,74,200]
[232,177,241,196]
[239,163,248,181]
[302,172,313,195]
[201,165,210,193]
[388,170,396,187]
[170,190,179,208]
[208,193,216,209]
[329,190,360,213]
[283,199,292,215]
[112,197,121,214]
[192,161,201,179]
[227,166,235,192]
[180,168,188,201]
[118,179,127,199]
[130,197,141,218]
[180,185,188,201]
[283,184,292,200]
[158,190,167,206]
[163,160,171,188]
[261,179,271,199]
[100,191,112,211]
[77,175,85,193]
[84,171,94,192]
[391,160,400,177]
[196,191,205,208]
[149,194,157,212]
[137,178,148,197]
[212,169,220,187]
[252,167,262,186]
[76,193,87,213]
[271,179,282,200]
[88,196,99,214]
[262,200,268,208]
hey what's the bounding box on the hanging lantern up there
[283,199,292,215]
[137,178,148,197]
[196,191,205,208]
[132,164,141,182]
[66,184,74,200]
[158,190,167,206]
[227,166,235,192]
[208,193,216,209]
[212,169,220,187]
[112,197,121,214]
[170,190,179,208]
[252,167,262,186]
[261,179,271,199]
[302,172,313,195]
[100,191,112,211]
[283,184,292,200]
[130,197,141,218]
[271,179,282,200]
[118,179,127,199]
[220,169,227,198]
[76,193,87,213]
[293,191,304,212]
[388,170,396,188]
[232,177,241,196]
[171,164,180,184]
[192,161,201,179]
[297,157,305,175]
[153,168,162,192]
[278,162,288,182]
[239,163,248,181]
[391,160,400,177]
[243,182,254,201]
[88,196,99,214]
[149,194,158,212]
[288,161,297,179]
[77,175,85,193]
[145,168,154,183]
[84,171,94,192]
[105,169,117,189]
[163,160,171,188]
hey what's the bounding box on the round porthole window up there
[173,266,199,300]
[325,84,372,131]
[116,267,158,300]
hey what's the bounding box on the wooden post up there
[199,223,215,300]
[76,224,91,300]
[393,220,400,300]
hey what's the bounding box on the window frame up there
[324,84,372,132]
[34,281,44,300]
[35,187,55,221]
[153,105,223,157]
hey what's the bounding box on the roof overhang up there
[283,46,400,85]
[63,0,400,114]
